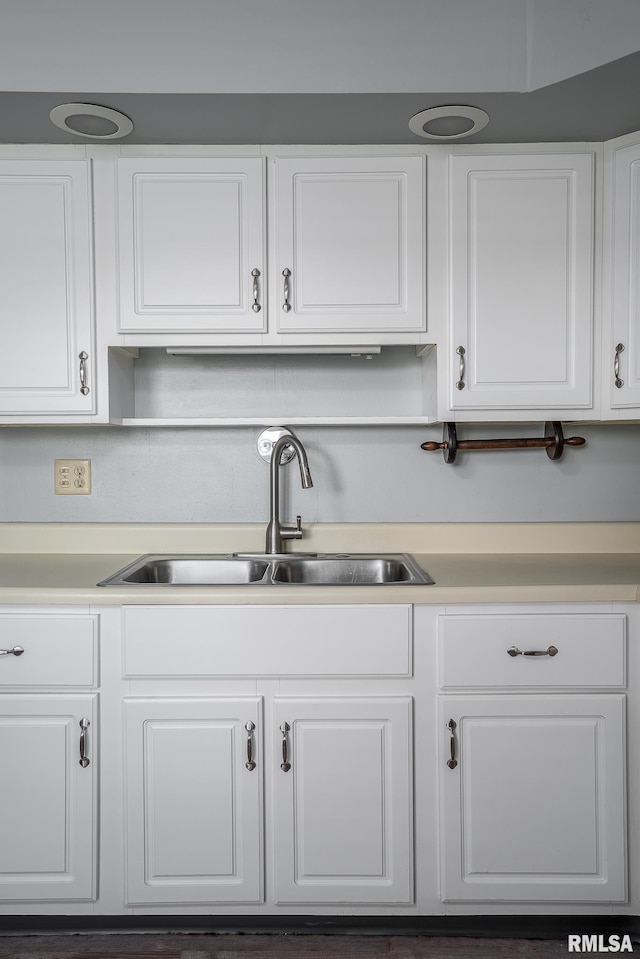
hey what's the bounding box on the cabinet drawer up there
[0,613,97,686]
[439,614,625,688]
[123,605,412,677]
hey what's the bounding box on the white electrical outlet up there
[54,459,91,495]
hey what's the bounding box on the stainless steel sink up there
[97,555,271,586]
[97,553,433,587]
[271,555,433,585]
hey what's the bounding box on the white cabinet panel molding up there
[273,156,425,333]
[124,697,262,904]
[117,157,266,333]
[604,136,640,414]
[445,153,594,417]
[0,159,95,416]
[440,694,626,902]
[273,696,413,904]
[0,694,96,901]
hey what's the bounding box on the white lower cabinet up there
[0,694,97,901]
[120,603,415,909]
[272,696,413,904]
[0,607,99,905]
[124,697,262,904]
[439,694,626,902]
[1,601,635,918]
[124,693,413,906]
[438,609,628,905]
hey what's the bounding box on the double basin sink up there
[98,553,434,587]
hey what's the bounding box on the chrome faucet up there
[265,431,313,554]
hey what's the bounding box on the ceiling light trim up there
[49,102,134,140]
[408,105,489,140]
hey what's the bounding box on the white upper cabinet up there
[113,152,426,341]
[116,157,266,333]
[603,136,640,416]
[272,155,425,334]
[0,158,95,417]
[442,152,595,420]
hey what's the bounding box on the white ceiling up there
[1,0,640,143]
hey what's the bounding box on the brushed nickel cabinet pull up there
[455,346,466,390]
[280,721,291,771]
[245,720,256,771]
[0,645,24,656]
[507,645,558,658]
[447,719,457,769]
[282,268,292,313]
[251,268,261,313]
[614,342,625,389]
[79,352,90,395]
[79,717,90,768]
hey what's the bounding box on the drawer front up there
[439,614,625,688]
[0,613,97,686]
[123,605,412,677]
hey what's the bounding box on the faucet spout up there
[265,431,313,555]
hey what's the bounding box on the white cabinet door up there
[116,157,265,333]
[273,156,425,333]
[439,695,626,902]
[0,694,96,901]
[445,153,594,417]
[604,138,640,414]
[273,696,413,904]
[0,160,95,415]
[124,697,262,904]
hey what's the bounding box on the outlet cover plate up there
[54,459,91,495]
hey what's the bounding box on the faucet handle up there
[281,516,304,542]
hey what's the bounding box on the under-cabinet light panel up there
[165,347,382,356]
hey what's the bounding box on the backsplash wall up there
[1,422,639,523]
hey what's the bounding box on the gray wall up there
[3,0,640,95]
[1,422,638,524]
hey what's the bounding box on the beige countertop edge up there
[1,585,638,605]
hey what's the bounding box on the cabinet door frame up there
[124,696,263,905]
[0,158,95,416]
[444,152,594,418]
[439,693,626,902]
[0,693,97,901]
[272,155,426,334]
[272,695,413,905]
[603,135,640,415]
[116,156,266,333]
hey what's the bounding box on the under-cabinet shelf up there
[108,345,437,426]
[113,415,435,426]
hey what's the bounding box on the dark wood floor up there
[0,933,572,959]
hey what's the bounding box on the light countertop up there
[0,523,638,605]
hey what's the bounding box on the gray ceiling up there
[2,49,640,145]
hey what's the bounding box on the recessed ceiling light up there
[49,102,133,140]
[408,105,489,141]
